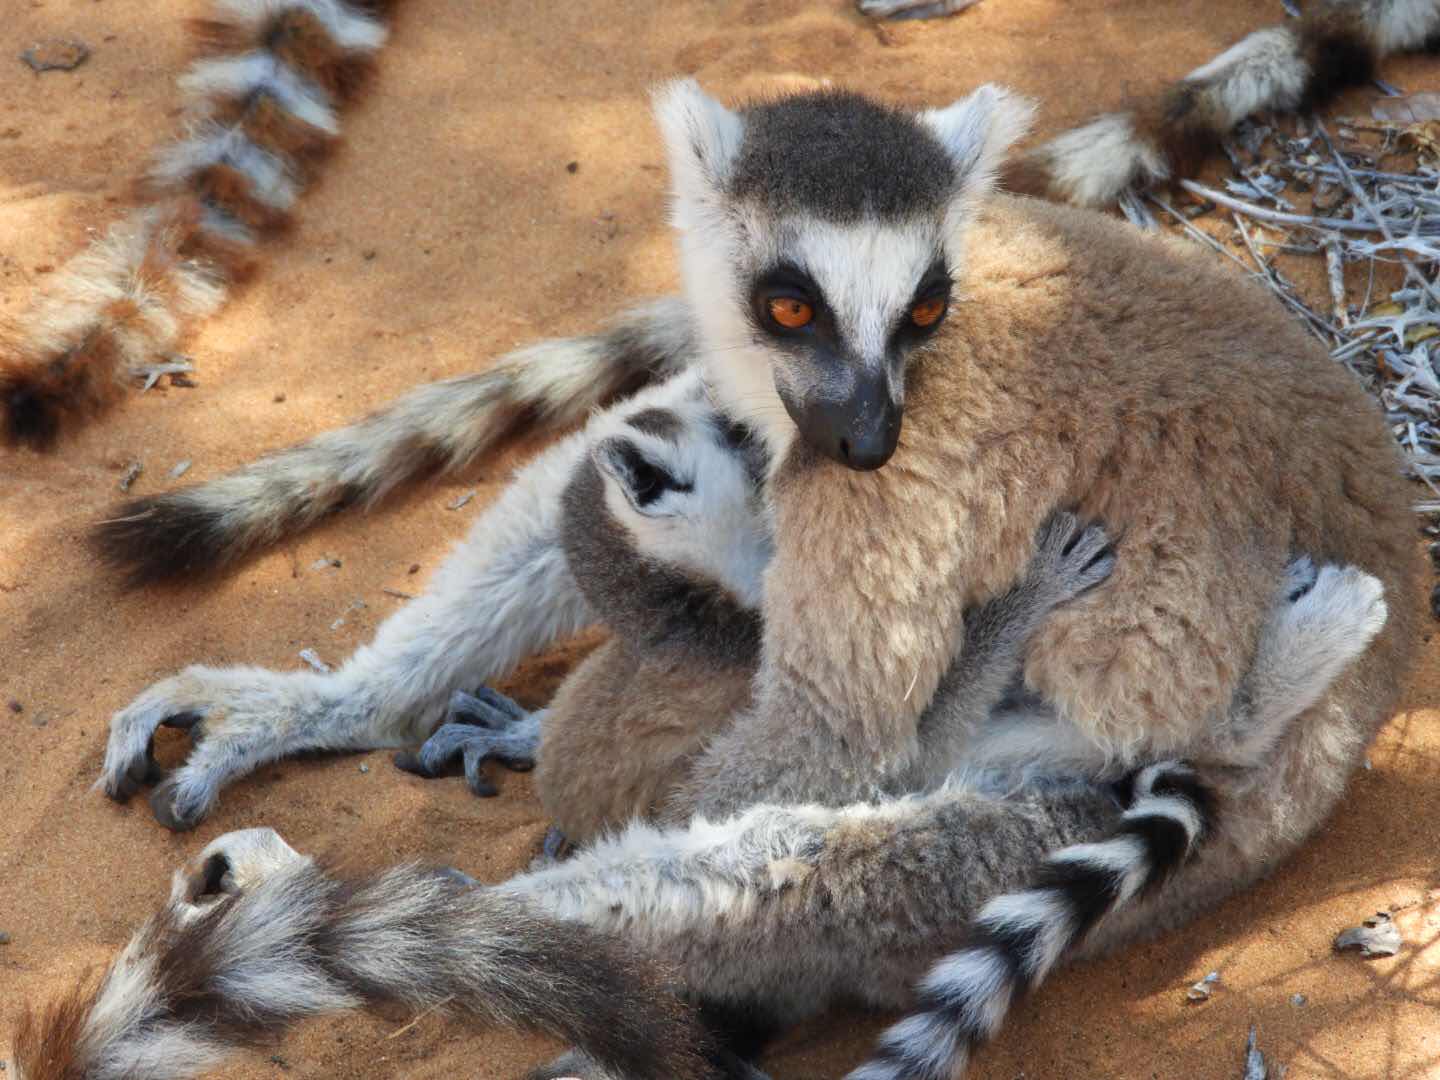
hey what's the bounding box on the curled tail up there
[848,761,1214,1080]
[12,829,711,1080]
[1006,0,1440,208]
[1,0,399,450]
[92,298,695,585]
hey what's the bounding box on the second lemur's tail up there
[1,0,400,451]
[92,298,695,584]
[11,829,713,1080]
[847,761,1214,1080]
[1006,0,1440,208]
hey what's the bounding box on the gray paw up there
[1030,511,1116,605]
[394,688,541,797]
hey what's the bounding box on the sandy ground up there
[2,0,1439,1076]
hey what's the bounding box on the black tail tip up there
[2,377,65,451]
[91,495,230,588]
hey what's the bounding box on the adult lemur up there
[6,0,1436,448]
[65,75,1420,1077]
[17,399,1392,1079]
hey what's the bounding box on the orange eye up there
[768,297,814,329]
[911,297,946,328]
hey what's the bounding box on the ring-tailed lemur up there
[861,0,1440,208]
[1,0,401,451]
[81,79,1416,1076]
[15,548,1392,1080]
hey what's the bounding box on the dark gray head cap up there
[728,90,958,223]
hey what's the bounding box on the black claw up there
[464,772,499,798]
[149,779,201,833]
[393,750,438,778]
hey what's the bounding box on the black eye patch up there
[890,257,953,346]
[749,263,834,342]
[596,437,693,510]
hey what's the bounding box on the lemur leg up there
[1214,559,1388,766]
[394,688,545,797]
[100,431,595,831]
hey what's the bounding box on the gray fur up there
[729,91,959,222]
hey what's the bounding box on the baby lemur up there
[397,367,1119,845]
[84,80,1418,1078]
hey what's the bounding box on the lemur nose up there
[796,376,901,471]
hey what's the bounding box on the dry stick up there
[1315,119,1440,310]
[1324,235,1348,327]
[387,994,456,1041]
[1179,179,1407,233]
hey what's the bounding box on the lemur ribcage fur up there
[0,0,399,451]
[14,1,1438,450]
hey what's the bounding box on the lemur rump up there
[82,81,1418,1076]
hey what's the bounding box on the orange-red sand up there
[2,1,1438,1076]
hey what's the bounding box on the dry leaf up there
[1372,93,1440,125]
[1334,911,1401,957]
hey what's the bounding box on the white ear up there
[919,84,1035,199]
[652,78,745,225]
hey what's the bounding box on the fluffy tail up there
[12,829,712,1080]
[91,297,695,585]
[1,0,399,450]
[1006,0,1440,208]
[847,761,1214,1080]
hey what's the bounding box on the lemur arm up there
[99,430,595,830]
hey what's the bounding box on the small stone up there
[566,160,579,174]
[1290,993,1307,1007]
[0,931,11,944]
[447,490,476,511]
[1186,971,1220,1003]
[273,392,287,403]
[118,460,143,492]
[362,249,377,261]
[21,39,90,73]
[7,700,21,714]
[168,459,192,480]
[359,763,370,774]
[408,563,421,575]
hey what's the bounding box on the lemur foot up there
[394,688,541,797]
[1027,511,1116,607]
[101,665,388,832]
[857,0,983,20]
[1278,563,1388,653]
[1282,553,1319,602]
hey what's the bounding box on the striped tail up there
[1,0,400,450]
[12,829,713,1080]
[91,297,694,585]
[847,761,1214,1080]
[1006,0,1440,208]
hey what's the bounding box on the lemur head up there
[589,384,772,610]
[653,80,1033,471]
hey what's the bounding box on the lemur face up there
[653,80,1032,471]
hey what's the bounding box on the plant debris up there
[1146,104,1440,609]
[447,490,476,511]
[21,39,90,73]
[298,648,331,673]
[118,461,142,492]
[168,459,192,480]
[1334,911,1402,957]
[1244,1026,1283,1080]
